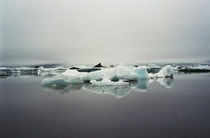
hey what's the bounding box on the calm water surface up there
[1,73,210,138]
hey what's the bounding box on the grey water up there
[1,73,210,138]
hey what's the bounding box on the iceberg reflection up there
[83,83,131,99]
[41,77,174,98]
[130,79,151,92]
[157,77,174,88]
[41,83,82,94]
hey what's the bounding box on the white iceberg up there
[41,75,83,86]
[149,65,174,78]
[41,70,84,87]
[82,65,139,82]
[41,65,175,89]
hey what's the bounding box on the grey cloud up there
[1,0,210,65]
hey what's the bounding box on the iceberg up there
[40,65,176,91]
[82,65,139,82]
[40,65,176,98]
[41,70,84,88]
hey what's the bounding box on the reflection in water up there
[41,77,174,98]
[157,77,174,88]
[130,79,152,92]
[41,83,82,94]
[83,83,131,99]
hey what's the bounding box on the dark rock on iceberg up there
[94,63,105,68]
[35,65,40,69]
[77,68,101,73]
[69,67,80,70]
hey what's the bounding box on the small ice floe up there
[41,70,84,86]
[133,66,149,79]
[0,67,39,76]
[178,65,210,73]
[0,67,12,76]
[149,65,174,78]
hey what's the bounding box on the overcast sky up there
[1,0,210,65]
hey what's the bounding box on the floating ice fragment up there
[41,70,84,87]
[133,66,149,79]
[149,65,174,78]
[178,65,210,73]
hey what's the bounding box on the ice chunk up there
[41,70,83,87]
[0,67,12,76]
[115,66,138,81]
[190,65,210,70]
[62,70,86,77]
[133,66,149,79]
[157,65,174,77]
[82,70,104,82]
[178,65,210,73]
[149,65,174,78]
[41,75,83,86]
[82,65,138,82]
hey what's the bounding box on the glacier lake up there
[1,65,210,138]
